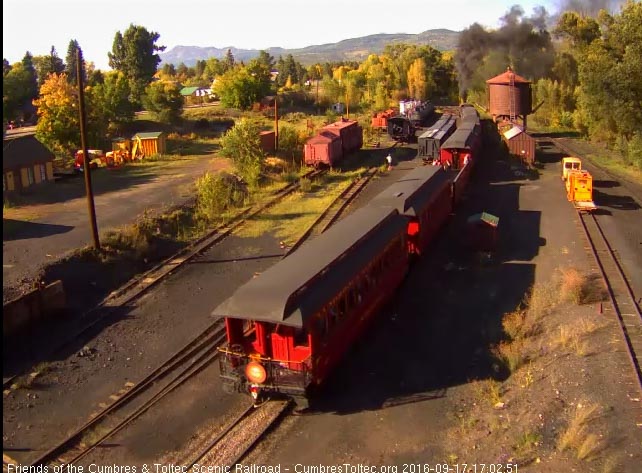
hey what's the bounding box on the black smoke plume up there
[455,5,554,96]
[454,0,626,97]
[554,0,625,17]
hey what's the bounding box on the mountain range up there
[159,29,460,66]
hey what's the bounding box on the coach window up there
[294,328,309,347]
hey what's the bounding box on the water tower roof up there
[486,67,530,84]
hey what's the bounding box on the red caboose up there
[215,206,409,407]
[304,131,343,167]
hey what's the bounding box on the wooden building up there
[132,132,167,157]
[3,134,55,193]
[260,131,276,153]
[502,126,536,165]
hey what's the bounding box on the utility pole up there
[274,95,279,151]
[77,49,100,250]
[345,91,349,119]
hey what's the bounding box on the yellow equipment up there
[566,169,597,211]
[562,157,582,181]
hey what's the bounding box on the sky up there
[4,0,557,70]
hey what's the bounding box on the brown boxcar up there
[304,131,343,167]
[322,119,363,156]
[502,126,536,165]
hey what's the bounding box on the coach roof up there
[212,206,407,328]
[370,166,451,217]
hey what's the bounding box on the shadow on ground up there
[3,219,74,241]
[306,126,540,414]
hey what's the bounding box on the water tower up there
[486,67,533,130]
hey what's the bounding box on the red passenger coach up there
[439,123,481,169]
[214,206,409,407]
[304,131,343,167]
[370,166,453,256]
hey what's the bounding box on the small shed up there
[502,126,536,165]
[260,131,276,153]
[3,134,55,192]
[466,212,499,252]
[132,132,167,157]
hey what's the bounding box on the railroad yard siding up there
[2,148,420,465]
[4,137,641,467]
[244,140,642,468]
[550,137,642,301]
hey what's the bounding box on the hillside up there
[159,29,459,66]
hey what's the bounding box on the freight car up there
[417,114,457,162]
[371,109,396,130]
[322,119,363,156]
[215,157,478,408]
[304,119,363,168]
[303,132,343,168]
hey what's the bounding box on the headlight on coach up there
[245,361,267,384]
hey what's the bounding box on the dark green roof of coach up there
[212,205,407,328]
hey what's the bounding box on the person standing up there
[386,153,393,171]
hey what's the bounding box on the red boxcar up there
[304,131,343,167]
[371,109,396,129]
[322,119,363,156]
[215,206,409,407]
[370,166,453,255]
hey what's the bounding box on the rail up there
[185,400,291,467]
[28,323,228,466]
[578,211,642,393]
[3,169,324,391]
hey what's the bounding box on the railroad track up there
[22,167,356,467]
[185,400,291,467]
[286,167,379,256]
[14,166,376,467]
[578,211,642,393]
[3,169,324,391]
[28,321,228,467]
[99,168,326,308]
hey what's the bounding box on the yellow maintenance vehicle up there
[561,156,582,181]
[566,169,597,212]
[105,136,144,166]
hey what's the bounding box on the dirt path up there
[2,155,230,298]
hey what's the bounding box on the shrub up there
[196,172,248,221]
[560,267,585,304]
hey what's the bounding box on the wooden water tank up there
[486,67,532,119]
